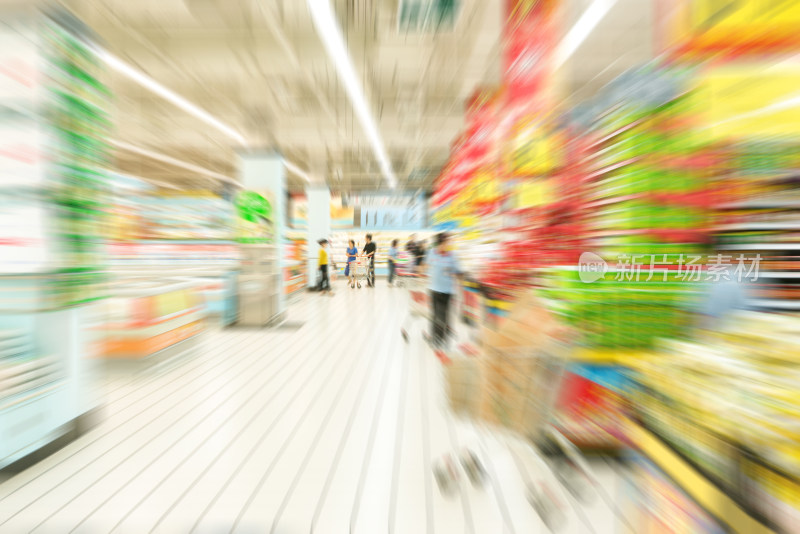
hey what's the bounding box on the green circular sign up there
[236,191,272,223]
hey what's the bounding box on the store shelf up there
[585,193,646,209]
[717,243,800,250]
[568,348,654,365]
[127,239,236,245]
[585,157,643,180]
[626,418,775,534]
[753,271,800,279]
[718,223,800,231]
[586,118,646,150]
[748,299,800,310]
[727,170,800,182]
[719,199,800,209]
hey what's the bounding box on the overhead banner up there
[359,201,427,230]
[502,0,562,180]
[330,196,355,230]
[289,194,307,229]
[503,0,559,110]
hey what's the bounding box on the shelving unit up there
[625,418,768,534]
[627,311,800,533]
[713,143,800,309]
[0,13,109,468]
[237,244,280,326]
[99,279,205,358]
[283,232,307,295]
[108,180,240,325]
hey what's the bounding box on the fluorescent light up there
[112,140,240,186]
[284,159,312,182]
[307,0,397,189]
[96,49,247,145]
[554,0,618,69]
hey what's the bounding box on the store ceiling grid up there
[61,0,652,192]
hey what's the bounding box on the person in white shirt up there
[427,232,463,348]
[388,239,399,286]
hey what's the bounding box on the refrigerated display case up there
[98,279,205,359]
[108,183,240,325]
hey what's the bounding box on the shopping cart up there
[400,274,476,350]
[400,273,429,342]
[437,338,596,530]
[393,251,414,288]
[350,255,368,289]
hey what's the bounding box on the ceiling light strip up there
[112,140,239,185]
[307,0,397,188]
[554,0,618,69]
[284,160,312,183]
[96,49,247,145]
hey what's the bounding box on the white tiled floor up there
[0,283,631,533]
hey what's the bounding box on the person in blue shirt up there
[427,232,463,348]
[345,239,359,288]
[388,239,399,286]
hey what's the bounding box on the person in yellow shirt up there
[317,239,333,294]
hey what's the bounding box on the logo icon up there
[578,252,608,283]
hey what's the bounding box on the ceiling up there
[57,0,654,193]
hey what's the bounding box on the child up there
[317,239,333,295]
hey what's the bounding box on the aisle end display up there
[0,13,110,468]
[235,189,280,325]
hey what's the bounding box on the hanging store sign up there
[663,0,800,57]
[359,203,426,230]
[503,0,558,110]
[289,194,307,229]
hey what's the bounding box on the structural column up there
[306,187,331,288]
[238,152,287,318]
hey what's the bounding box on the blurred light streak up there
[148,180,182,190]
[111,140,239,185]
[307,0,397,189]
[708,92,800,129]
[554,0,619,69]
[95,48,247,145]
[284,160,312,183]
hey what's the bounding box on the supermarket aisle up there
[0,284,628,533]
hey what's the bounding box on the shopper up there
[406,234,417,254]
[696,254,750,331]
[427,232,463,348]
[388,239,399,286]
[417,239,427,266]
[406,234,422,272]
[317,239,333,295]
[363,233,377,287]
[346,239,359,288]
